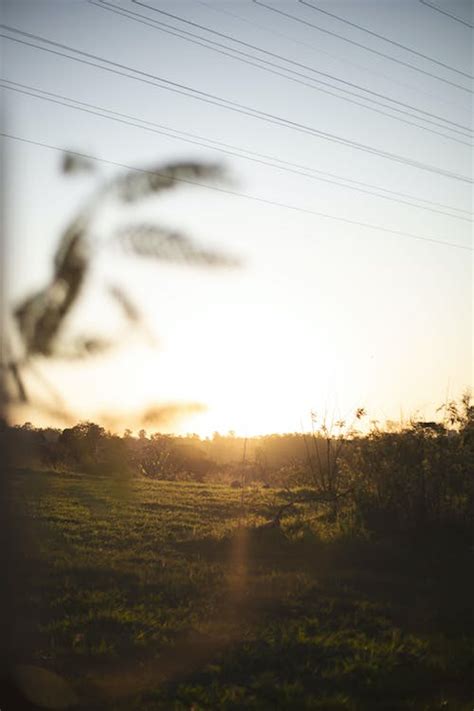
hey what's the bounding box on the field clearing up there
[5,468,473,710]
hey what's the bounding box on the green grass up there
[6,468,473,710]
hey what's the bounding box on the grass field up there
[5,468,473,710]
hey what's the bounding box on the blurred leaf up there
[97,402,205,431]
[14,218,90,355]
[52,215,89,275]
[61,150,95,175]
[140,402,205,427]
[114,161,225,203]
[6,362,28,403]
[107,284,141,324]
[53,337,115,360]
[9,156,239,417]
[116,223,240,268]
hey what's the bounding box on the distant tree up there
[350,393,473,534]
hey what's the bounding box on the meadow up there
[5,466,473,710]
[3,1,472,709]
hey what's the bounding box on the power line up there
[91,2,470,146]
[3,78,470,222]
[299,0,473,79]
[253,0,473,94]
[5,78,469,217]
[1,132,471,252]
[1,28,471,184]
[122,0,472,139]
[419,0,474,29]
[195,0,468,114]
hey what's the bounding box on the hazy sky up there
[2,0,473,435]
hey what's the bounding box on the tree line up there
[2,392,472,537]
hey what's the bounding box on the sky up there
[1,0,473,435]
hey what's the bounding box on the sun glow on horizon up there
[3,0,471,436]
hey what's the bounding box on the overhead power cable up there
[1,27,471,184]
[419,0,474,29]
[3,78,470,222]
[131,0,472,132]
[95,0,472,143]
[128,0,472,134]
[195,0,469,112]
[299,0,473,79]
[1,132,471,252]
[253,0,473,94]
